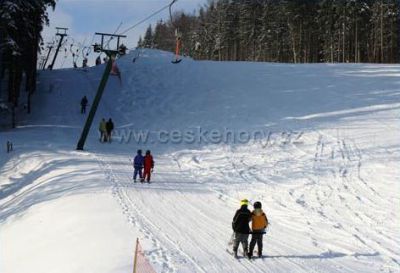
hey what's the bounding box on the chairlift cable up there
[120,0,177,35]
[104,21,124,49]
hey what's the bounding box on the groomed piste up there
[1,49,399,273]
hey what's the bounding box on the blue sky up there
[42,0,206,68]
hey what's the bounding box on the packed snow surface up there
[1,49,399,273]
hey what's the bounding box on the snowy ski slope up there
[1,49,399,273]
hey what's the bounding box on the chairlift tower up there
[42,42,54,70]
[76,32,127,151]
[49,27,68,70]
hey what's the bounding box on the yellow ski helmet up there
[240,199,249,206]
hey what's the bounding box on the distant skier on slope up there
[133,149,144,182]
[95,56,101,66]
[142,150,154,183]
[80,96,88,114]
[248,201,269,259]
[82,58,88,68]
[105,118,114,143]
[99,118,107,142]
[232,199,251,258]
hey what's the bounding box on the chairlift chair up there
[169,0,182,64]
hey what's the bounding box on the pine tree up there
[143,25,154,48]
[1,0,56,127]
[139,0,399,64]
[137,36,143,48]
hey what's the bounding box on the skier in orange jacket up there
[248,201,269,258]
[142,150,154,183]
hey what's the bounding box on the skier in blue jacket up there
[133,149,144,182]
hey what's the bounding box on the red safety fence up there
[133,238,157,273]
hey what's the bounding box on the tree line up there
[0,0,56,128]
[138,0,399,63]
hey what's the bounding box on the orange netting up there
[110,61,120,75]
[133,239,157,273]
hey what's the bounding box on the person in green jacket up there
[99,118,106,142]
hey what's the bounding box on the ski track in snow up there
[95,151,276,273]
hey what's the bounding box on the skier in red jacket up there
[142,150,154,183]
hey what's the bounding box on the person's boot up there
[243,247,249,258]
[233,248,238,258]
[248,246,254,259]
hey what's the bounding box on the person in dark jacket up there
[133,149,144,182]
[143,150,154,183]
[95,56,101,66]
[232,199,251,258]
[105,118,114,142]
[80,96,88,114]
[248,201,269,259]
